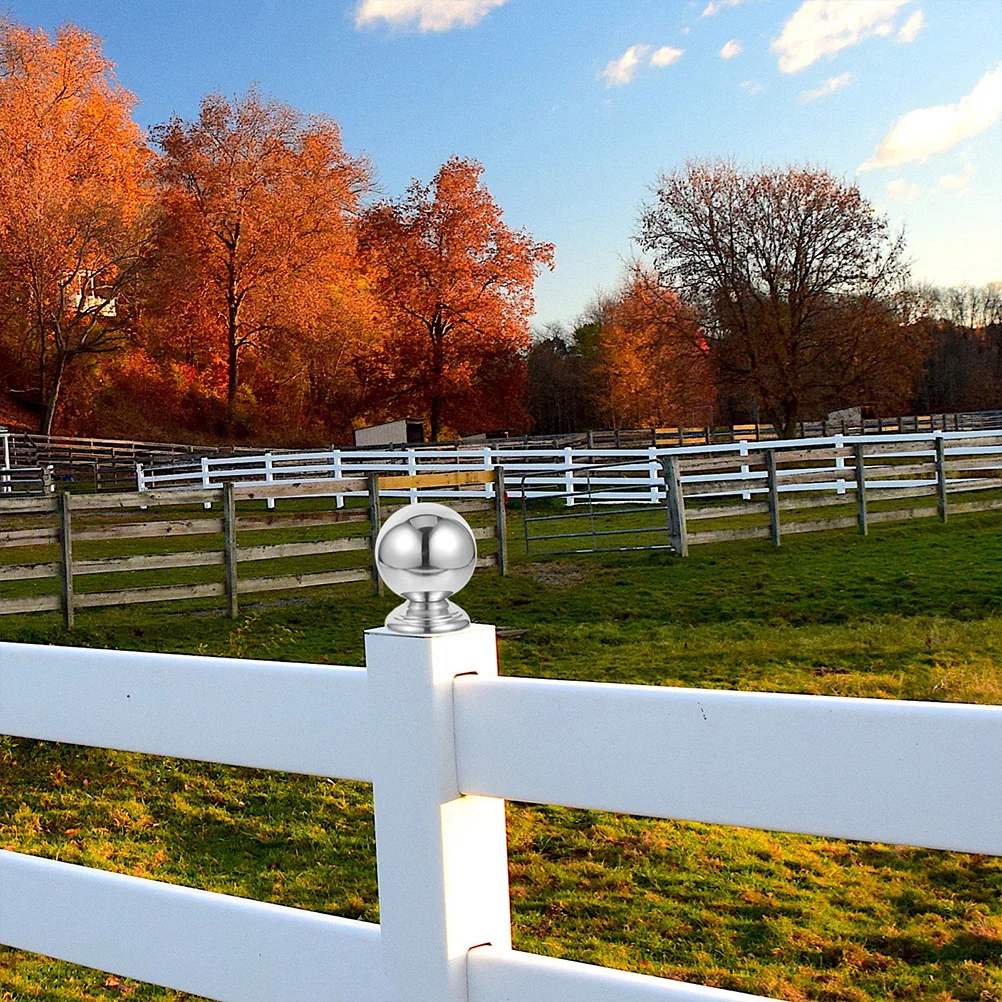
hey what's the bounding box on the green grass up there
[2,511,1002,1000]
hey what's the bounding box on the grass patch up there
[2,510,1001,1000]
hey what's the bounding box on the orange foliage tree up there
[594,268,715,429]
[150,89,371,433]
[0,19,154,433]
[357,157,553,440]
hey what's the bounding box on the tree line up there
[530,161,1000,438]
[1,21,998,446]
[0,21,552,441]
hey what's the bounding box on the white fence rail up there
[136,430,1002,507]
[2,628,1000,1001]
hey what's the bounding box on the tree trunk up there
[41,352,67,435]
[226,256,240,426]
[227,338,239,414]
[430,396,441,442]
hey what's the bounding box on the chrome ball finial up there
[374,502,477,635]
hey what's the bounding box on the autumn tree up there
[592,267,715,429]
[357,157,554,440]
[638,160,918,436]
[151,89,370,430]
[0,19,154,433]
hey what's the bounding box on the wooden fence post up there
[58,491,74,629]
[766,450,781,547]
[493,467,508,576]
[661,457,688,557]
[935,435,948,522]
[368,474,383,596]
[853,443,868,536]
[223,481,239,619]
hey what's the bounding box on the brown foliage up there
[638,160,919,436]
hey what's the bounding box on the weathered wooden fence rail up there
[1,613,999,1000]
[517,432,1002,556]
[0,471,507,626]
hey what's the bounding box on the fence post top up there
[374,502,477,636]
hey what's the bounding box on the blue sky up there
[13,0,1002,327]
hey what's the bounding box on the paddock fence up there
[2,618,1000,1001]
[2,432,267,494]
[0,470,508,627]
[135,429,1002,508]
[518,432,1002,556]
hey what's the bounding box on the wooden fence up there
[2,431,267,494]
[0,470,508,627]
[518,434,1002,556]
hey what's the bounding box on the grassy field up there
[2,509,1001,1001]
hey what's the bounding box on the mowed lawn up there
[2,511,1001,1001]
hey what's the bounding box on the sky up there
[11,0,1002,329]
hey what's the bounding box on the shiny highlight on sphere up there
[375,503,477,599]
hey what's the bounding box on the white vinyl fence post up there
[647,447,659,504]
[366,625,511,1002]
[332,451,345,508]
[1,428,10,494]
[834,433,846,494]
[483,447,493,500]
[136,462,148,510]
[201,456,212,510]
[563,446,575,507]
[264,452,275,510]
[739,440,751,500]
[407,449,419,504]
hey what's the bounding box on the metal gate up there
[515,457,686,557]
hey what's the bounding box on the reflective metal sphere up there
[375,503,477,634]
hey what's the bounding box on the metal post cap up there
[374,502,477,635]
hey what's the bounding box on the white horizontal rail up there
[0,850,382,1002]
[136,431,1000,506]
[468,947,772,1001]
[0,643,371,781]
[454,676,1002,854]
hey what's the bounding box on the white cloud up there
[600,45,651,87]
[799,71,852,102]
[702,0,744,16]
[859,64,1002,170]
[896,8,925,43]
[720,39,743,59]
[740,79,765,95]
[934,162,976,193]
[650,45,684,67]
[773,0,912,73]
[354,0,508,32]
[886,178,921,200]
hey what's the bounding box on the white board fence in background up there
[136,430,1002,508]
[1,628,1000,1001]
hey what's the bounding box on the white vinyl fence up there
[136,430,1002,508]
[2,626,1000,1001]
